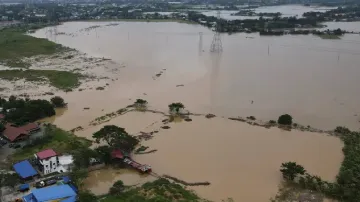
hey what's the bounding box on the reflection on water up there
[38,107,68,124]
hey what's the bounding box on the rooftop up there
[23,184,77,202]
[13,160,38,179]
[3,122,39,142]
[36,149,57,160]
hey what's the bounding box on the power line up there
[210,11,223,53]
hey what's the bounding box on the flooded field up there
[79,111,343,201]
[27,20,355,201]
[32,21,360,130]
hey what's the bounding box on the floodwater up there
[322,21,360,32]
[201,5,335,20]
[32,21,360,130]
[80,111,343,201]
[30,21,350,201]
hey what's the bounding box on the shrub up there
[334,126,351,135]
[277,114,292,125]
[50,96,66,108]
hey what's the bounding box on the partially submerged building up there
[22,184,77,202]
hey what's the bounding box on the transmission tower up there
[210,11,223,53]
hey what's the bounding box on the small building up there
[57,155,74,173]
[22,184,77,202]
[13,160,38,180]
[3,123,40,142]
[34,149,58,175]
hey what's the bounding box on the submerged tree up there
[92,125,139,152]
[50,96,66,108]
[280,162,306,181]
[78,191,98,202]
[168,102,185,114]
[277,114,293,125]
[134,99,148,109]
[109,180,126,195]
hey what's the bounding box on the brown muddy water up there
[32,21,360,130]
[30,22,350,201]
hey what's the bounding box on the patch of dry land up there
[0,23,346,202]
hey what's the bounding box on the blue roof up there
[60,196,76,202]
[31,185,77,202]
[22,193,34,202]
[19,184,30,190]
[13,160,38,179]
[62,176,70,183]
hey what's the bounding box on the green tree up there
[109,180,125,195]
[50,96,66,107]
[134,99,148,108]
[94,145,112,164]
[280,162,306,180]
[0,123,5,133]
[168,102,185,114]
[277,114,293,125]
[78,191,98,202]
[72,147,98,169]
[92,125,139,152]
[69,169,88,188]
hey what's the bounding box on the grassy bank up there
[101,178,204,202]
[0,69,81,90]
[0,28,65,68]
[10,125,91,163]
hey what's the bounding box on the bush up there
[50,96,66,108]
[277,114,292,125]
[269,120,276,124]
[334,126,351,135]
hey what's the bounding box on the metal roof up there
[31,185,77,201]
[13,160,38,179]
[36,149,57,160]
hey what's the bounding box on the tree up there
[50,96,66,108]
[277,114,293,125]
[78,191,98,202]
[168,102,185,114]
[92,125,139,152]
[0,123,5,133]
[134,99,148,109]
[280,162,306,180]
[109,180,125,195]
[69,169,88,188]
[94,145,112,164]
[72,147,98,169]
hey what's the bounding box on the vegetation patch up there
[317,34,341,39]
[102,178,203,202]
[0,69,81,90]
[277,127,360,202]
[0,28,65,68]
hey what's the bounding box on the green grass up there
[0,28,65,68]
[317,34,341,39]
[10,125,92,163]
[0,69,81,90]
[101,178,203,202]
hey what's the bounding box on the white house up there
[34,149,58,175]
[57,155,74,173]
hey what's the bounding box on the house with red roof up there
[2,123,40,142]
[34,149,58,175]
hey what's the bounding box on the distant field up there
[87,18,197,24]
[0,28,65,68]
[0,69,81,90]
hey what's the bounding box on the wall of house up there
[40,156,58,175]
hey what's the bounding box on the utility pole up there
[210,11,223,53]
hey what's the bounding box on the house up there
[22,184,77,202]
[13,160,38,180]
[34,149,58,175]
[3,123,40,142]
[57,155,74,173]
